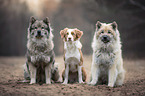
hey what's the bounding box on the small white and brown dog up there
[60,28,87,84]
[89,21,125,87]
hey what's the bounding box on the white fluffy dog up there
[89,21,125,87]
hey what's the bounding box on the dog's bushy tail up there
[51,62,61,83]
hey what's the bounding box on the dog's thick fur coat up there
[24,17,60,84]
[89,21,125,87]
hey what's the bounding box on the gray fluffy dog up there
[24,17,60,84]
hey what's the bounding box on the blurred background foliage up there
[0,0,145,59]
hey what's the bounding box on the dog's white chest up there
[65,47,80,62]
[64,41,81,62]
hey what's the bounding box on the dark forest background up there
[0,0,145,59]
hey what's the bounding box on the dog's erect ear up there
[96,21,102,30]
[43,17,49,25]
[75,28,83,39]
[111,21,118,30]
[60,28,68,38]
[30,16,36,24]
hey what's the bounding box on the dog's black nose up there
[68,38,71,41]
[37,30,41,36]
[103,35,108,40]
[102,35,110,43]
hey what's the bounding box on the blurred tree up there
[0,0,145,59]
[52,0,145,58]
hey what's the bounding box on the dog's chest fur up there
[27,40,53,67]
[94,46,115,69]
[64,41,81,72]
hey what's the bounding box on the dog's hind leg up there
[23,63,30,82]
[115,69,125,86]
[82,67,87,82]
[88,64,99,85]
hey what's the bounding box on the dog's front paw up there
[46,79,51,84]
[30,78,36,84]
[62,81,68,84]
[21,80,29,83]
[79,80,84,84]
[108,83,114,87]
[56,77,62,83]
[46,82,51,84]
[79,81,85,84]
[88,81,96,86]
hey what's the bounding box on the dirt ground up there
[0,56,145,96]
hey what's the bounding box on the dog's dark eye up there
[101,31,104,34]
[35,27,37,29]
[108,30,111,34]
[45,32,47,35]
[71,33,75,35]
[67,33,69,35]
[31,32,34,35]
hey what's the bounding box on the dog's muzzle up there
[36,30,43,38]
[68,38,72,41]
[101,35,110,43]
[67,37,73,42]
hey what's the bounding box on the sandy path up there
[0,56,145,96]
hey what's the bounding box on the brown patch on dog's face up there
[60,28,68,41]
[74,29,83,41]
[95,21,118,43]
[60,28,83,42]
